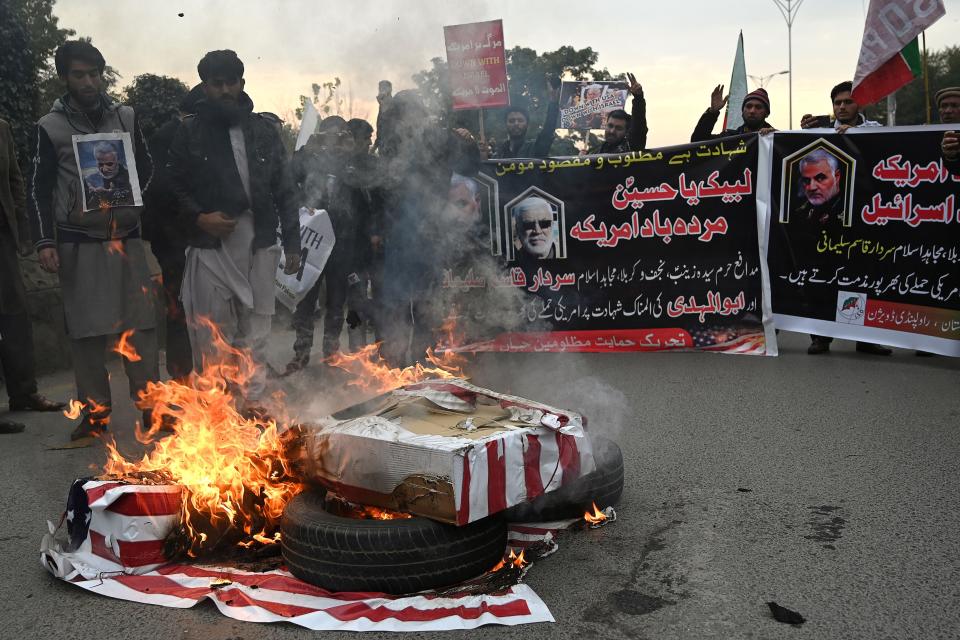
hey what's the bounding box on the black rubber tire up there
[503,435,624,522]
[281,491,507,594]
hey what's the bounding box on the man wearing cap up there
[936,87,960,175]
[168,50,300,406]
[691,86,775,142]
[800,81,881,134]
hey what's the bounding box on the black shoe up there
[0,420,26,434]
[915,350,935,357]
[70,417,108,441]
[856,342,892,356]
[9,393,67,412]
[807,340,830,355]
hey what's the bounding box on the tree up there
[412,45,617,155]
[122,74,190,139]
[865,46,960,125]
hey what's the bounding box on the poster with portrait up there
[766,126,960,356]
[558,80,629,130]
[72,132,143,212]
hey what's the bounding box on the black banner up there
[767,126,960,355]
[445,137,774,354]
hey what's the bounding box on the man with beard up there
[588,73,648,154]
[691,86,775,142]
[29,40,157,442]
[937,87,960,175]
[84,141,135,209]
[168,50,300,405]
[496,77,560,158]
[793,149,892,356]
[512,196,556,260]
[800,81,881,133]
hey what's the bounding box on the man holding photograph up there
[29,40,158,443]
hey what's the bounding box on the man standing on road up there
[29,41,157,442]
[800,81,881,134]
[168,50,300,406]
[589,73,648,154]
[691,86,775,142]
[1,118,65,434]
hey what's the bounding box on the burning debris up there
[584,502,617,528]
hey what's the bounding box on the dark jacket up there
[166,92,299,254]
[29,94,152,249]
[691,108,770,142]
[0,118,30,254]
[142,117,186,263]
[497,102,560,158]
[590,93,649,154]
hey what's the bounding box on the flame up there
[63,399,85,420]
[491,548,528,572]
[349,504,412,521]
[113,329,142,362]
[583,502,609,526]
[326,344,465,394]
[102,317,302,557]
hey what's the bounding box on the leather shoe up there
[10,393,67,412]
[0,420,26,434]
[855,342,892,356]
[807,340,830,355]
[70,417,108,441]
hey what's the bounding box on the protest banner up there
[558,80,629,130]
[442,137,776,354]
[275,208,335,311]
[444,19,509,111]
[765,126,960,356]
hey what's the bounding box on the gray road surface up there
[1,330,958,639]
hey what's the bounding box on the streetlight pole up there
[748,70,789,89]
[771,0,804,128]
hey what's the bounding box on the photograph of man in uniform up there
[512,196,557,260]
[794,148,847,226]
[79,138,136,210]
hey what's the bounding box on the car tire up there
[281,490,507,594]
[503,435,624,522]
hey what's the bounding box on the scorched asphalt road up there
[1,330,958,639]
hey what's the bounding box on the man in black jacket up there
[691,86,775,142]
[589,73,648,154]
[167,50,300,403]
[496,77,561,158]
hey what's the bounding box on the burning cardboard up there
[288,379,595,525]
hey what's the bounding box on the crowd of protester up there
[1,40,958,439]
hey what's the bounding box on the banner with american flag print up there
[41,479,566,632]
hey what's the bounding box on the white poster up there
[275,208,336,311]
[71,132,143,211]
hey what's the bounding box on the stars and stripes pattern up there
[42,479,565,632]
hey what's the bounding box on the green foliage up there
[865,46,960,125]
[412,45,618,153]
[122,74,189,138]
[295,77,343,121]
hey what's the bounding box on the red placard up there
[443,19,509,111]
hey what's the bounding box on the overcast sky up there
[55,0,959,147]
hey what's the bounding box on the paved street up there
[1,330,959,639]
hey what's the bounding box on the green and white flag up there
[723,31,748,131]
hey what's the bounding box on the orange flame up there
[325,344,465,394]
[102,317,301,556]
[63,399,85,420]
[113,329,142,362]
[584,502,609,526]
[491,548,528,572]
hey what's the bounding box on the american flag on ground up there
[41,480,560,632]
[690,328,767,354]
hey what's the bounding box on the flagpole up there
[772,0,805,129]
[922,30,931,125]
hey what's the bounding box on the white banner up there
[276,208,335,311]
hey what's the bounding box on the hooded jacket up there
[166,91,299,255]
[691,108,771,143]
[28,94,152,249]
